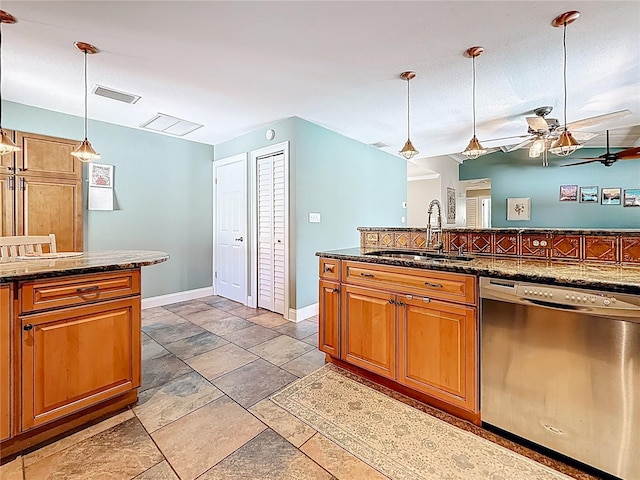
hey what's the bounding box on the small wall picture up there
[446,187,456,224]
[579,186,599,203]
[559,185,578,202]
[88,163,113,188]
[507,197,531,221]
[601,187,621,205]
[624,189,640,207]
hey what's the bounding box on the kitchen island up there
[0,250,168,459]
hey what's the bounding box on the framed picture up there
[624,189,640,207]
[559,184,578,202]
[88,163,113,188]
[579,186,599,203]
[446,187,456,224]
[601,187,621,205]
[507,197,531,221]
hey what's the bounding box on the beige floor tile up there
[0,456,23,480]
[152,396,266,480]
[200,315,254,336]
[186,343,258,380]
[247,312,290,328]
[23,410,135,467]
[301,433,389,480]
[249,335,314,366]
[24,418,162,480]
[282,349,326,377]
[180,307,235,326]
[249,399,316,447]
[134,371,223,432]
[133,460,179,479]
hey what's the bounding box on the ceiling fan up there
[481,107,631,163]
[561,130,640,167]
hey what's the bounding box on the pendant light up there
[71,42,100,162]
[549,11,583,157]
[0,10,20,156]
[461,46,487,160]
[399,71,419,159]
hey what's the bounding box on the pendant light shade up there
[0,10,20,156]
[461,46,487,160]
[399,71,419,160]
[549,11,583,157]
[71,41,100,162]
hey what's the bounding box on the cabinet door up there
[398,296,477,411]
[15,132,81,180]
[341,285,396,379]
[0,174,16,236]
[21,297,141,431]
[1,284,12,441]
[318,280,340,357]
[16,176,83,252]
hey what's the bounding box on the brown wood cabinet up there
[1,284,12,442]
[318,257,479,418]
[2,131,83,251]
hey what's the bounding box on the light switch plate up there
[402,201,407,208]
[309,212,321,223]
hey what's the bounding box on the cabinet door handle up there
[234,236,243,242]
[76,285,99,293]
[23,324,34,331]
[388,299,395,304]
[424,282,442,288]
[332,288,339,293]
[8,177,14,190]
[360,273,374,278]
[397,301,404,307]
[19,178,25,190]
[18,167,27,172]
[324,264,334,273]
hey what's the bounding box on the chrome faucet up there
[426,199,443,253]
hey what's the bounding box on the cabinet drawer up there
[342,261,476,305]
[319,258,341,281]
[20,270,140,314]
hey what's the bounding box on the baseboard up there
[287,303,318,322]
[142,286,214,309]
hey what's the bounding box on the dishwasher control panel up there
[514,284,630,310]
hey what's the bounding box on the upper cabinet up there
[15,132,81,181]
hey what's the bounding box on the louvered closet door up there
[257,153,285,315]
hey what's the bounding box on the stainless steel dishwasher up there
[480,277,640,479]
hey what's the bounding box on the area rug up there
[271,364,572,480]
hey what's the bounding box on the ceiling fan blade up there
[565,109,632,131]
[617,147,640,159]
[507,138,535,152]
[480,134,531,143]
[571,131,598,142]
[526,116,551,132]
[560,158,601,167]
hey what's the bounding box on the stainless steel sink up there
[363,250,473,262]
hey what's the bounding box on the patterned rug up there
[271,364,572,480]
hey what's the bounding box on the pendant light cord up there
[562,22,568,131]
[406,77,410,141]
[83,50,88,140]
[0,20,4,127]
[472,54,477,137]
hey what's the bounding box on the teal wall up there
[215,117,406,310]
[459,148,640,228]
[4,101,215,298]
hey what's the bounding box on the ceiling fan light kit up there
[461,46,487,160]
[548,11,583,158]
[399,71,419,160]
[0,10,20,156]
[71,41,101,162]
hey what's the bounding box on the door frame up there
[213,153,248,304]
[249,141,290,317]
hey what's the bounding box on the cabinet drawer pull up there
[332,288,339,293]
[424,282,442,288]
[388,299,395,304]
[23,324,34,331]
[397,301,404,307]
[324,265,334,273]
[422,297,431,303]
[76,285,100,293]
[360,273,375,278]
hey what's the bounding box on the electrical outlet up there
[402,201,407,208]
[401,216,406,223]
[309,212,321,223]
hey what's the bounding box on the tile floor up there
[0,295,597,480]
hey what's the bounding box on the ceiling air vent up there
[369,141,389,148]
[139,113,203,137]
[92,85,140,104]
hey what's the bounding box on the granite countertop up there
[357,227,640,235]
[0,250,169,282]
[317,248,640,295]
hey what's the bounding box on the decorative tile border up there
[358,228,640,265]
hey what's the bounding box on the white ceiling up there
[3,1,639,158]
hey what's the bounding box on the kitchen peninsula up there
[0,250,168,459]
[317,227,640,479]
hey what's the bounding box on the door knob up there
[234,237,244,242]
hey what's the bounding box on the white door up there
[214,154,247,303]
[257,152,286,314]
